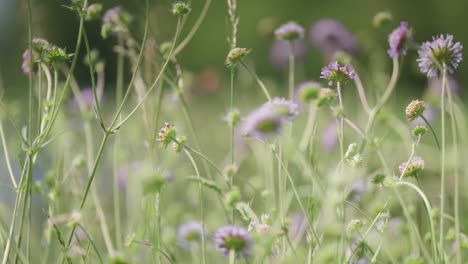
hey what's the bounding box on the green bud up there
[373,11,392,28]
[171,2,191,16]
[412,125,427,137]
[299,83,320,103]
[85,3,103,21]
[224,187,241,210]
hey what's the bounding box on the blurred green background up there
[1,0,467,100]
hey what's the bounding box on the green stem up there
[299,104,317,152]
[184,149,206,264]
[439,66,447,262]
[416,112,440,150]
[395,181,438,263]
[445,71,461,264]
[288,41,295,99]
[0,121,17,188]
[240,61,272,101]
[336,81,344,165]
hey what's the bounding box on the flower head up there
[405,100,425,121]
[387,21,411,58]
[269,39,307,70]
[240,98,298,139]
[274,22,304,41]
[316,88,335,107]
[102,6,133,38]
[225,48,251,67]
[156,122,176,147]
[171,2,191,16]
[22,49,38,75]
[309,18,359,60]
[417,34,463,78]
[177,221,204,249]
[213,225,252,258]
[373,11,392,28]
[399,156,425,177]
[320,61,356,86]
[85,3,103,21]
[294,81,320,105]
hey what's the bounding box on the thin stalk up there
[336,81,344,164]
[0,121,17,188]
[229,250,236,264]
[37,65,43,134]
[155,193,162,264]
[2,155,31,264]
[445,73,461,264]
[416,112,440,150]
[288,41,295,99]
[184,149,207,264]
[229,67,235,167]
[395,181,438,263]
[240,61,272,101]
[299,104,317,152]
[111,17,181,131]
[352,71,371,113]
[439,66,447,261]
[173,0,212,55]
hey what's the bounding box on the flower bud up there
[171,2,191,16]
[405,100,425,121]
[86,3,103,21]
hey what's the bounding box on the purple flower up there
[428,75,459,96]
[417,34,463,78]
[410,104,436,127]
[320,119,338,152]
[387,21,411,58]
[103,6,121,24]
[213,225,252,258]
[177,221,205,249]
[320,61,356,86]
[309,18,359,60]
[269,39,307,70]
[240,98,298,139]
[399,156,424,177]
[347,179,367,201]
[274,21,305,41]
[70,87,103,112]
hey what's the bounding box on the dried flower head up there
[156,122,176,147]
[316,88,335,107]
[387,21,411,58]
[171,2,191,16]
[320,61,356,86]
[399,156,424,177]
[274,21,305,41]
[86,3,103,21]
[177,221,204,249]
[405,100,425,121]
[417,34,463,78]
[213,225,252,258]
[309,18,359,60]
[225,48,251,67]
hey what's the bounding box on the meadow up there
[0,0,467,263]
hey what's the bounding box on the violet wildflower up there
[269,39,307,70]
[399,156,425,177]
[177,221,204,249]
[156,122,177,147]
[417,34,463,78]
[213,225,252,258]
[101,6,133,39]
[347,179,367,201]
[428,75,459,96]
[320,61,357,86]
[274,21,305,41]
[70,87,103,112]
[21,49,38,75]
[387,21,411,58]
[320,119,338,152]
[411,104,436,127]
[240,98,298,138]
[309,18,359,60]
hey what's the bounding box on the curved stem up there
[173,0,212,55]
[395,181,438,263]
[0,121,17,188]
[352,67,371,113]
[416,112,440,150]
[299,104,317,152]
[240,61,272,101]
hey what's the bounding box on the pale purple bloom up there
[177,221,204,249]
[288,212,307,243]
[240,98,298,139]
[387,21,411,58]
[347,179,367,201]
[321,119,338,152]
[309,18,359,60]
[417,34,463,78]
[320,61,357,86]
[213,225,252,258]
[274,21,305,40]
[270,39,307,70]
[103,6,121,23]
[70,87,103,112]
[410,104,436,127]
[22,49,37,75]
[428,75,459,96]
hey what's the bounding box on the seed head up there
[156,122,177,148]
[405,100,425,121]
[225,48,250,67]
[171,2,191,16]
[399,156,425,177]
